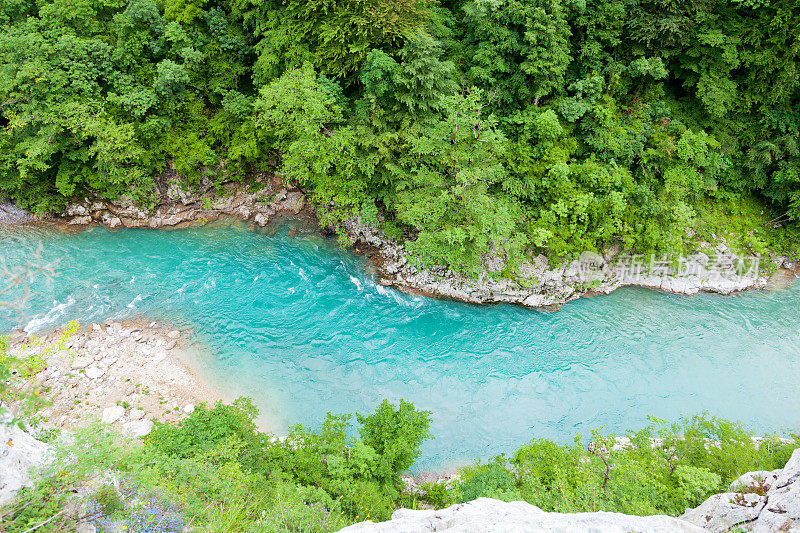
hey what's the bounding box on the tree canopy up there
[1,0,799,270]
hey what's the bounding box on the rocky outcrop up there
[0,201,31,224]
[0,415,52,506]
[682,449,800,532]
[60,175,308,230]
[344,217,794,309]
[339,497,704,533]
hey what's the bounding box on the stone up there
[767,481,800,518]
[681,492,766,532]
[775,449,800,488]
[123,419,153,438]
[0,419,52,506]
[339,498,704,533]
[183,404,195,414]
[84,366,105,379]
[167,330,180,338]
[751,510,798,533]
[729,470,773,492]
[76,522,97,533]
[68,216,92,225]
[101,405,125,424]
[129,408,145,421]
[254,213,268,227]
[165,340,177,350]
[72,357,93,369]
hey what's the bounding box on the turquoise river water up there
[2,220,800,471]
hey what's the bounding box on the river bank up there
[3,177,800,314]
[4,320,217,436]
[3,177,793,309]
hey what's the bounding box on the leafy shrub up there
[457,459,521,502]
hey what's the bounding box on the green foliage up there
[146,397,259,458]
[2,398,432,530]
[358,399,433,485]
[457,459,521,502]
[1,0,799,266]
[451,413,799,516]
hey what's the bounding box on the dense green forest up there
[1,0,799,270]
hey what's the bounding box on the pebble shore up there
[6,320,219,437]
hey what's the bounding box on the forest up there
[1,0,799,270]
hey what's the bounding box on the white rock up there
[0,420,52,506]
[167,330,180,339]
[122,420,153,438]
[76,522,97,533]
[71,357,93,369]
[751,509,798,532]
[84,366,105,379]
[767,481,800,518]
[165,340,177,350]
[101,405,125,424]
[129,408,145,421]
[729,470,773,492]
[775,449,800,488]
[681,492,765,532]
[183,404,195,414]
[340,498,704,533]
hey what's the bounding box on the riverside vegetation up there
[2,0,800,273]
[2,330,800,532]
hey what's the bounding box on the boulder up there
[101,405,125,424]
[340,498,704,533]
[681,492,765,532]
[0,419,52,506]
[122,419,153,438]
[84,366,105,379]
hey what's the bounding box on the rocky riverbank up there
[4,320,218,436]
[2,178,797,309]
[345,217,797,309]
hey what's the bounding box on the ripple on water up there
[2,221,800,471]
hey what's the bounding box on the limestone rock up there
[0,420,52,506]
[122,419,153,438]
[682,492,765,532]
[182,404,195,414]
[101,405,125,424]
[69,216,93,225]
[129,408,145,420]
[775,449,800,488]
[340,498,704,533]
[72,357,93,369]
[76,522,97,533]
[84,366,105,379]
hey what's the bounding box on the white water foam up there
[24,296,76,333]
